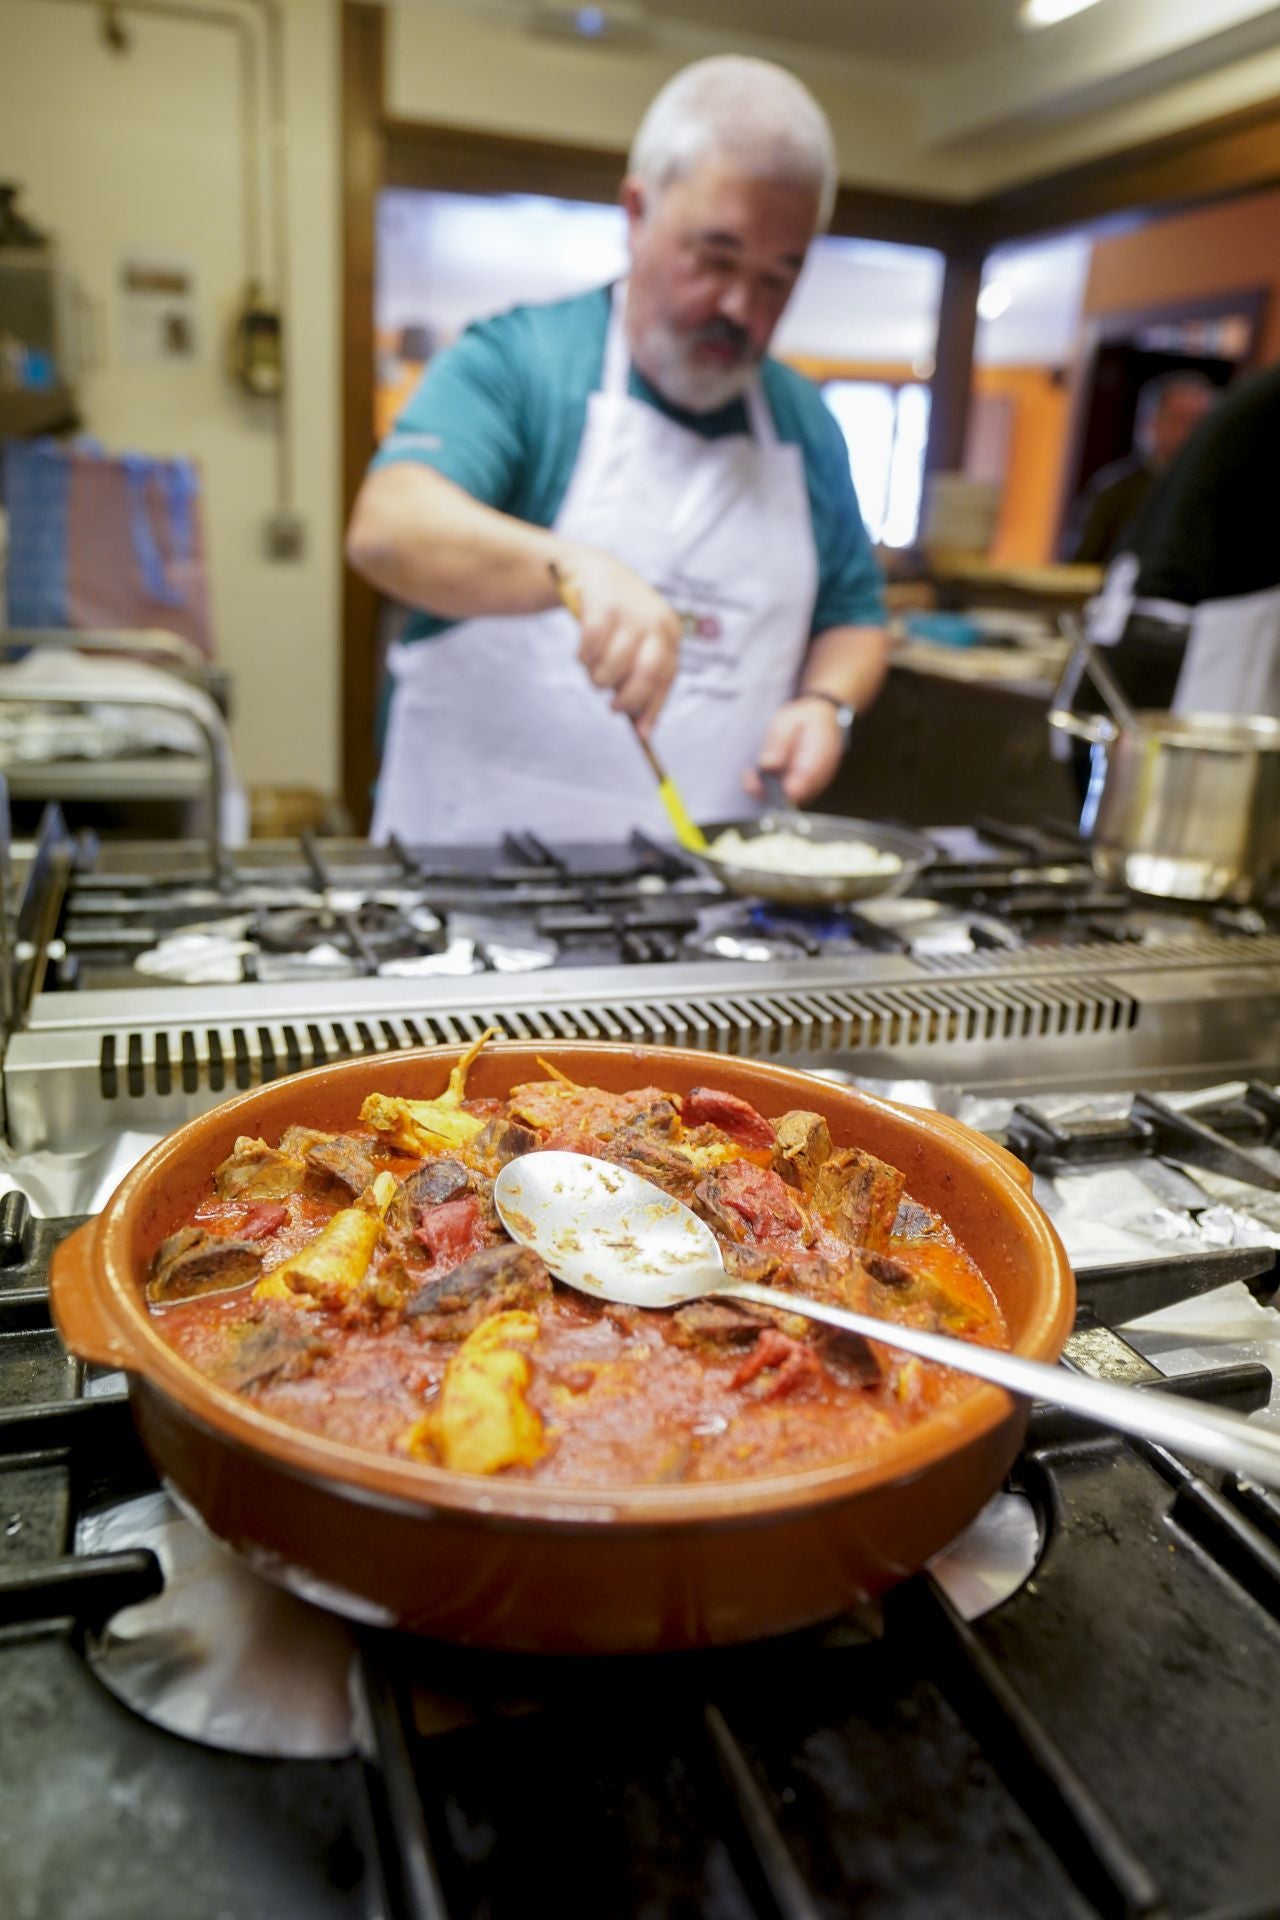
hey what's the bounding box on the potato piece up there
[254,1172,397,1305]
[419,1309,544,1475]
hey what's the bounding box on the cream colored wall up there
[0,0,340,797]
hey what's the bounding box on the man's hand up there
[744,697,845,806]
[557,549,682,737]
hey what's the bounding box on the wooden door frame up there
[1054,283,1270,552]
[339,0,1280,826]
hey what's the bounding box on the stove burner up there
[79,1492,355,1758]
[4,1181,1280,1916]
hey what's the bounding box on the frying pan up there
[689,793,935,907]
[50,1043,1073,1654]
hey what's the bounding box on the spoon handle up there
[722,1280,1280,1490]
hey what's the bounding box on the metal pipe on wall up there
[44,0,293,522]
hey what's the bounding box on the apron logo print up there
[689,612,722,641]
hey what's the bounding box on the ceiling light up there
[528,0,651,43]
[1019,0,1105,28]
[977,282,1012,321]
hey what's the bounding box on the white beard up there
[632,315,761,413]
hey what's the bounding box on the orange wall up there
[1083,187,1280,362]
[974,366,1072,566]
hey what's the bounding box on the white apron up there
[372,288,818,844]
[1172,587,1280,719]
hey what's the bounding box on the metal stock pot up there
[1049,640,1280,902]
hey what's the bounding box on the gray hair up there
[627,56,838,231]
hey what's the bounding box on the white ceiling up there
[642,0,1032,72]
[395,0,1280,198]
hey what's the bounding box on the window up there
[823,380,931,547]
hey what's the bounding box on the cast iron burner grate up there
[1009,1082,1280,1191]
[2,1196,1279,1919]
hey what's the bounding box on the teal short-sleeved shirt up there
[373,286,885,646]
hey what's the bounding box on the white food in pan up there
[706,827,903,878]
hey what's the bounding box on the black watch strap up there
[799,690,856,738]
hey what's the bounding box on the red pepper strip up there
[684,1087,775,1151]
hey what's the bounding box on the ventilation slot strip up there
[96,975,1144,1101]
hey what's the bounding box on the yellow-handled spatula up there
[549,563,708,853]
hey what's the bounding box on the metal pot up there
[50,1043,1072,1654]
[1049,639,1280,902]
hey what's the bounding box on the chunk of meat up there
[767,1250,864,1311]
[385,1159,471,1238]
[731,1329,829,1401]
[614,1095,682,1143]
[213,1135,307,1201]
[506,1079,673,1144]
[239,1202,289,1242]
[411,1309,545,1474]
[604,1136,703,1206]
[469,1114,540,1173]
[812,1147,905,1253]
[694,1163,811,1249]
[415,1194,487,1271]
[667,1300,775,1349]
[203,1318,331,1391]
[404,1244,551,1340]
[148,1228,263,1302]
[305,1133,377,1197]
[891,1197,952,1245]
[862,1250,913,1289]
[277,1125,334,1161]
[683,1087,775,1152]
[866,1242,995,1335]
[772,1111,833,1194]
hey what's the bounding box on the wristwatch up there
[800,689,856,746]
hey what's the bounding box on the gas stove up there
[8,812,1280,1154]
[4,1193,1278,1919]
[34,816,1280,991]
[5,806,1280,1914]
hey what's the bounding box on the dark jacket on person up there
[1062,454,1154,565]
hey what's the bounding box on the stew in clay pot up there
[147,1034,1008,1489]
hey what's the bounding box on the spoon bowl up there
[494,1150,725,1308]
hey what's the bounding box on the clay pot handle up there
[49,1219,134,1370]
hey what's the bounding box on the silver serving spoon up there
[494,1152,1280,1490]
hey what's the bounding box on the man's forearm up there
[346,463,570,619]
[799,625,891,711]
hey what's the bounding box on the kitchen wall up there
[0,0,341,798]
[1083,186,1280,363]
[975,368,1072,567]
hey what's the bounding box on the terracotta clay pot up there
[51,1044,1074,1653]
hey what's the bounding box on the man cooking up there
[347,56,889,845]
